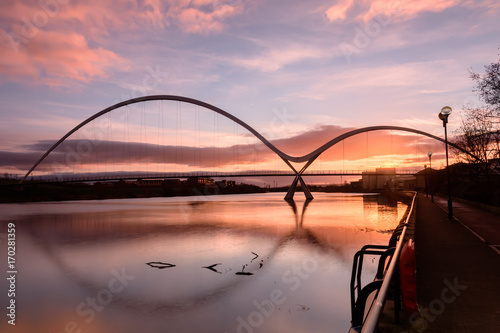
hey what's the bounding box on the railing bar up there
[360,192,416,333]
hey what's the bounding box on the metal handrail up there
[360,192,417,333]
[350,246,395,327]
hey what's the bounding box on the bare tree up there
[454,50,500,174]
[470,51,500,115]
[453,107,499,175]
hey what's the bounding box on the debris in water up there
[203,263,222,274]
[296,304,310,311]
[235,265,254,276]
[146,262,176,269]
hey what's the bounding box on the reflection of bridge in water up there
[22,197,357,314]
[19,95,468,200]
[13,192,404,333]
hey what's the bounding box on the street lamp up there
[439,106,453,219]
[427,151,433,203]
[424,164,428,197]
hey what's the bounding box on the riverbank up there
[0,177,373,203]
[0,181,266,203]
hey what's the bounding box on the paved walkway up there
[432,196,500,255]
[415,194,500,332]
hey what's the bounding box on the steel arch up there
[21,95,474,200]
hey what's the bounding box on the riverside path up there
[414,194,500,332]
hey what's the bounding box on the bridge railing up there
[21,169,421,184]
[349,191,417,333]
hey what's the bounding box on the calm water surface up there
[0,192,407,333]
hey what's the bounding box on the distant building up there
[136,179,163,186]
[414,168,433,190]
[394,176,417,191]
[362,168,396,190]
[350,179,363,191]
[185,177,215,187]
[217,180,236,188]
[362,168,421,191]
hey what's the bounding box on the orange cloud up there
[271,125,355,157]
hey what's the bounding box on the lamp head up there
[439,106,452,126]
[427,151,432,158]
[440,106,452,116]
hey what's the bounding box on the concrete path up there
[414,194,500,332]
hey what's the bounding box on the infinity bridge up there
[20,95,464,200]
[26,170,418,184]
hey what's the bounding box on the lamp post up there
[424,164,428,198]
[427,151,433,203]
[439,106,453,220]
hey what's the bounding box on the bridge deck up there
[21,170,419,184]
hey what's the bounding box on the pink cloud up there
[57,0,167,37]
[362,0,461,22]
[0,0,245,87]
[0,29,129,87]
[55,0,244,36]
[176,7,224,34]
[325,0,473,23]
[325,0,355,21]
[166,0,244,34]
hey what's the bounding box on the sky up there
[0,0,499,181]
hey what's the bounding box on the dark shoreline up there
[0,182,269,203]
[0,179,372,203]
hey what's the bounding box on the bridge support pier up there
[284,174,314,201]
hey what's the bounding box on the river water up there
[0,192,407,333]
